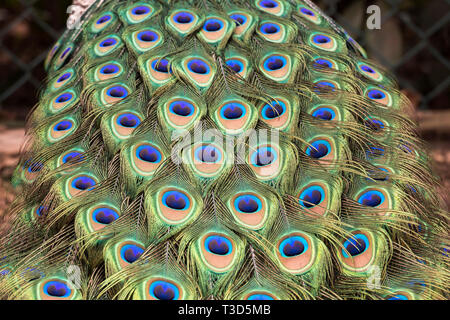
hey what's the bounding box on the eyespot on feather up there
[183,143,227,178]
[339,230,375,272]
[101,84,130,105]
[297,5,321,24]
[91,12,116,33]
[276,232,316,274]
[96,62,124,81]
[245,292,277,300]
[167,10,200,37]
[146,278,183,300]
[357,62,383,82]
[365,87,392,106]
[126,4,154,24]
[117,241,145,268]
[181,57,216,88]
[131,143,165,177]
[356,188,390,215]
[94,35,122,57]
[229,192,267,230]
[248,144,281,180]
[297,182,329,217]
[214,99,255,134]
[48,118,77,142]
[310,105,339,121]
[305,137,335,164]
[199,233,237,273]
[257,21,287,43]
[156,188,196,225]
[255,0,285,17]
[259,98,291,130]
[309,33,337,52]
[40,279,75,300]
[112,111,142,138]
[66,174,98,198]
[259,53,294,82]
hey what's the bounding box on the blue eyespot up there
[72,176,96,191]
[93,207,119,225]
[162,190,190,210]
[43,280,71,298]
[60,47,71,59]
[312,107,336,120]
[264,55,286,71]
[358,190,385,207]
[314,81,336,93]
[132,6,150,15]
[226,59,244,73]
[120,244,144,263]
[96,15,111,25]
[365,118,385,131]
[299,185,325,208]
[151,59,171,73]
[55,93,73,103]
[260,23,280,34]
[205,235,232,256]
[99,38,117,47]
[342,234,369,258]
[279,236,308,258]
[27,161,43,173]
[313,35,331,44]
[138,30,158,42]
[137,145,162,163]
[306,140,331,159]
[361,65,375,73]
[62,152,84,164]
[300,8,315,16]
[230,14,247,26]
[174,12,194,24]
[100,64,120,75]
[234,195,262,214]
[251,146,276,167]
[314,58,332,68]
[117,113,141,128]
[187,59,210,74]
[388,294,408,300]
[367,89,386,100]
[106,86,128,98]
[262,101,286,119]
[259,0,279,8]
[169,100,195,117]
[36,205,48,217]
[220,102,245,120]
[57,73,71,83]
[195,145,222,163]
[204,18,223,32]
[149,281,179,300]
[54,120,73,131]
[247,294,274,300]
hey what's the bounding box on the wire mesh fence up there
[0,0,448,117]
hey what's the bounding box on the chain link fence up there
[0,0,448,118]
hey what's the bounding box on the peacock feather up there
[1,0,448,300]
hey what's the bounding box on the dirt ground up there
[0,114,449,236]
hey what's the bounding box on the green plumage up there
[1,0,448,300]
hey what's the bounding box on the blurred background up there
[0,0,448,230]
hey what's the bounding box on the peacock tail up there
[1,0,448,300]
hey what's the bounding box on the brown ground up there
[0,112,449,237]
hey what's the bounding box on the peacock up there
[0,0,448,300]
